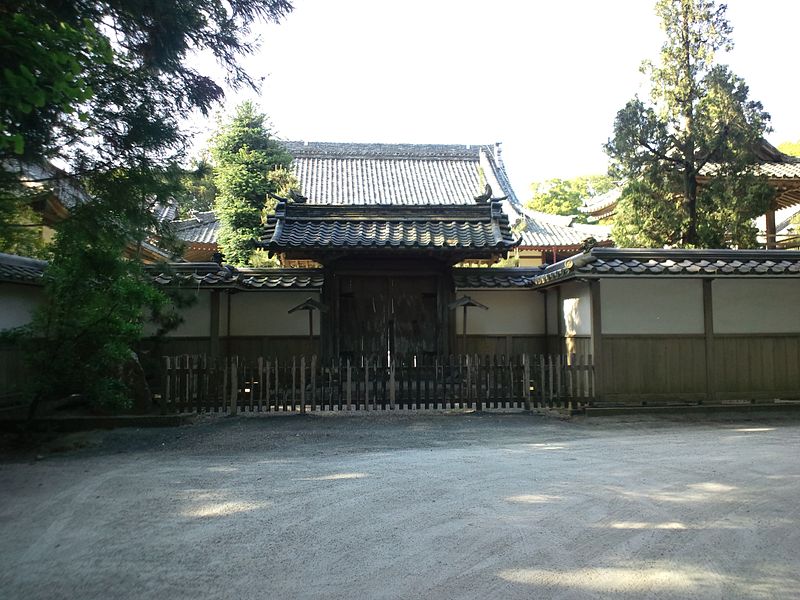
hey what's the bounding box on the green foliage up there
[605,0,772,248]
[21,173,171,410]
[175,155,218,217]
[528,175,615,222]
[1,0,293,253]
[2,1,294,412]
[778,140,800,157]
[210,102,294,265]
[0,12,104,156]
[0,171,49,257]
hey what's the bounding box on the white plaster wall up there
[545,288,559,334]
[560,281,592,337]
[453,290,544,335]
[228,291,320,336]
[145,289,212,337]
[713,279,800,334]
[0,284,42,331]
[601,279,704,335]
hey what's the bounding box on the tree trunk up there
[683,171,699,246]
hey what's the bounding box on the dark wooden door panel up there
[338,275,438,360]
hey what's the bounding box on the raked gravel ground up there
[1,412,799,599]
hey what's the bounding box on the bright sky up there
[188,0,800,200]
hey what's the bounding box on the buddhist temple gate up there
[260,200,518,360]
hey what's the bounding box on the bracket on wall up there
[288,297,330,342]
[448,296,489,355]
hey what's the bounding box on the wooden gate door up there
[337,275,439,360]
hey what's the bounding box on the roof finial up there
[474,183,492,204]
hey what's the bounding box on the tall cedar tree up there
[210,102,294,265]
[1,1,293,412]
[605,0,773,248]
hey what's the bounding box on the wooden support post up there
[462,305,468,355]
[589,280,604,403]
[765,205,777,249]
[703,279,716,404]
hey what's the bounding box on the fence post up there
[162,356,171,414]
[538,354,545,408]
[389,359,396,409]
[265,360,271,411]
[300,356,306,414]
[275,356,286,412]
[346,359,352,410]
[291,356,297,412]
[310,355,317,412]
[565,355,573,412]
[257,356,264,411]
[523,354,531,411]
[222,358,228,411]
[229,357,238,415]
[364,358,370,410]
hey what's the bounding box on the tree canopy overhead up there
[1,0,293,165]
[605,0,773,249]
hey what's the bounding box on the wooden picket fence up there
[157,354,594,414]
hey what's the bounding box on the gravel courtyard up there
[1,413,799,599]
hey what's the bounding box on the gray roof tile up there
[149,263,324,290]
[0,253,46,284]
[534,248,800,286]
[282,141,492,206]
[452,268,542,288]
[171,211,219,244]
[261,202,517,253]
